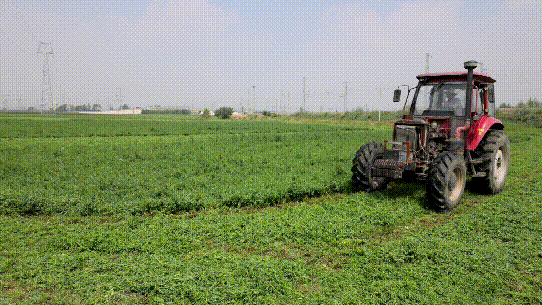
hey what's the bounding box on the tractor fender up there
[466,116,504,151]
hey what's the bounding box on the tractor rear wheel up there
[472,130,510,194]
[427,151,467,211]
[352,142,389,191]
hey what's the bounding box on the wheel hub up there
[494,149,507,185]
[448,167,465,202]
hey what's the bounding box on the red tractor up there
[352,61,510,210]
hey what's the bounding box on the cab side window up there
[471,88,483,115]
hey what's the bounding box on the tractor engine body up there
[371,115,468,180]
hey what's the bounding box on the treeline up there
[289,108,403,121]
[498,98,542,127]
[56,104,103,112]
[500,98,541,109]
[141,109,191,115]
[55,104,132,112]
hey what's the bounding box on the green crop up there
[0,115,540,304]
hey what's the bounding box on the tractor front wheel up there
[427,151,467,211]
[472,130,510,194]
[352,142,389,191]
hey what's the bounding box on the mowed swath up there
[0,114,387,215]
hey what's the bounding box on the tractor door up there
[487,84,496,117]
[471,86,483,118]
[476,84,496,117]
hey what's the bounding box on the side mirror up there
[393,89,401,103]
[487,84,495,103]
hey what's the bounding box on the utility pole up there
[344,81,348,112]
[288,92,291,114]
[425,53,432,73]
[479,62,486,74]
[0,38,2,108]
[116,87,122,109]
[252,85,256,112]
[37,42,54,112]
[303,77,306,112]
[379,87,383,121]
[280,91,286,114]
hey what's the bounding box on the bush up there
[215,107,234,119]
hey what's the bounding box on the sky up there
[0,0,540,111]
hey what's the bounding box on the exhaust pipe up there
[452,60,478,153]
[454,60,478,140]
[464,60,478,123]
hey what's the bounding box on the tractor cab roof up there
[416,71,496,84]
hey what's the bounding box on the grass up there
[0,115,541,304]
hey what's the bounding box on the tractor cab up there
[390,70,500,162]
[405,71,496,120]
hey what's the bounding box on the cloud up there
[321,0,541,107]
[1,0,540,109]
[135,0,240,42]
[119,0,244,105]
[0,0,130,105]
[306,1,464,109]
[460,0,542,103]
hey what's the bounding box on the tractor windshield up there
[413,83,466,116]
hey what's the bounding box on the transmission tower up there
[37,42,54,112]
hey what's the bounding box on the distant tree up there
[120,104,130,110]
[517,101,526,108]
[92,103,102,111]
[56,104,68,112]
[262,110,272,116]
[180,109,191,115]
[499,103,511,108]
[215,107,234,119]
[202,108,211,118]
[74,104,91,111]
[527,98,540,108]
